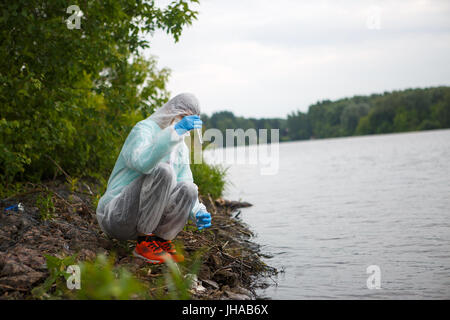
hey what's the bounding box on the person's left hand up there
[174,115,202,136]
[195,211,212,230]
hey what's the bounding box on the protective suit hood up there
[149,93,200,129]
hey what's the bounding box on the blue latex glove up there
[174,115,202,136]
[195,211,212,230]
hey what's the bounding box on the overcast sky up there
[146,0,450,118]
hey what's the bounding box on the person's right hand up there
[195,211,212,231]
[174,115,202,136]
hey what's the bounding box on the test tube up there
[196,128,203,144]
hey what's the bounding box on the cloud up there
[147,0,450,117]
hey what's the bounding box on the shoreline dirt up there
[0,179,277,300]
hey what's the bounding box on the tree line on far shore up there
[201,86,450,144]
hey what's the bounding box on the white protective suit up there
[96,93,207,241]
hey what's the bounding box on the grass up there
[76,254,147,300]
[32,253,147,300]
[35,192,55,220]
[31,248,206,300]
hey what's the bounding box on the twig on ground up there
[45,155,72,183]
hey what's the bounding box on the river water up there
[204,129,450,299]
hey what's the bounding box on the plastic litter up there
[4,203,24,213]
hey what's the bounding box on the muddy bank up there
[0,179,276,300]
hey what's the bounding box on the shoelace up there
[142,240,163,253]
[159,241,174,252]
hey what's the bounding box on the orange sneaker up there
[133,235,170,264]
[155,237,185,263]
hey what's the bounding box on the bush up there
[190,161,227,200]
[76,254,147,300]
[32,253,147,300]
[32,254,78,299]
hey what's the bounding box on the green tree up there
[201,86,450,144]
[287,110,310,140]
[430,90,450,128]
[0,0,199,183]
[339,102,369,135]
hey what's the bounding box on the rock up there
[0,231,13,251]
[202,279,220,290]
[195,283,207,293]
[0,271,45,290]
[213,269,239,287]
[215,198,252,210]
[198,264,212,280]
[234,285,253,298]
[186,274,207,294]
[224,290,251,300]
[11,247,46,270]
[0,256,45,289]
[232,201,252,208]
[0,215,22,240]
[210,254,222,268]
